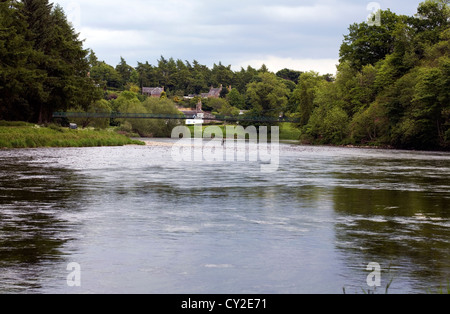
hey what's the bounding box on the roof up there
[142,87,164,95]
[208,87,222,97]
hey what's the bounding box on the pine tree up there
[0,0,44,121]
[19,0,100,123]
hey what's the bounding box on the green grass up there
[0,123,145,149]
[186,123,301,141]
[279,123,302,141]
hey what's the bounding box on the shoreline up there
[0,124,447,153]
[139,138,450,154]
[0,125,144,149]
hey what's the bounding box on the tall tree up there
[19,0,100,123]
[115,57,134,87]
[246,72,289,118]
[0,0,42,121]
[290,72,324,126]
[339,9,407,70]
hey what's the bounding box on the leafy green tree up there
[290,71,323,126]
[142,97,183,137]
[172,59,191,94]
[227,88,245,109]
[350,101,389,144]
[306,105,349,144]
[245,72,289,118]
[303,80,349,144]
[68,99,112,129]
[91,62,123,89]
[411,0,450,51]
[218,102,240,116]
[276,68,303,84]
[206,98,229,113]
[234,66,259,94]
[340,9,407,70]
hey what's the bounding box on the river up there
[0,139,449,294]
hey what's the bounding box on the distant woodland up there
[1,0,449,150]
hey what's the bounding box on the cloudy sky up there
[53,0,422,75]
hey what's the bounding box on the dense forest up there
[0,0,449,150]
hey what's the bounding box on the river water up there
[0,139,449,294]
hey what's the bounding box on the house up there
[206,84,222,98]
[183,85,223,100]
[142,87,164,98]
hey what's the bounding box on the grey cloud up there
[55,0,422,68]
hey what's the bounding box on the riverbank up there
[0,122,144,149]
[186,123,302,141]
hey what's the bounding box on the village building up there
[184,85,223,100]
[206,84,223,98]
[142,87,164,98]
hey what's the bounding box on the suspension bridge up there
[52,112,301,124]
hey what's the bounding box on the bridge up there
[52,112,301,124]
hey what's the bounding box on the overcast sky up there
[53,0,423,75]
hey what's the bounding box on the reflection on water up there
[0,152,86,292]
[333,188,450,293]
[0,143,449,293]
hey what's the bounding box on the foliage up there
[68,99,112,129]
[339,9,408,71]
[290,72,324,126]
[1,0,449,151]
[0,0,101,123]
[246,72,290,118]
[227,88,245,109]
[299,0,450,150]
[0,125,143,148]
[115,93,183,137]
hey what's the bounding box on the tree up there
[68,99,112,129]
[350,101,389,144]
[116,57,134,87]
[234,66,259,94]
[290,72,324,126]
[206,98,229,113]
[0,0,41,121]
[245,72,289,118]
[19,0,100,123]
[304,80,349,144]
[339,9,407,70]
[227,88,245,109]
[306,105,349,144]
[91,62,123,89]
[142,97,183,137]
[276,68,303,84]
[211,62,234,88]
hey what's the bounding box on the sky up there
[53,0,423,75]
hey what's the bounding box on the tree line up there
[0,0,101,124]
[0,0,449,149]
[304,0,449,150]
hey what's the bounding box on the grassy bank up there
[186,123,302,141]
[0,122,144,149]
